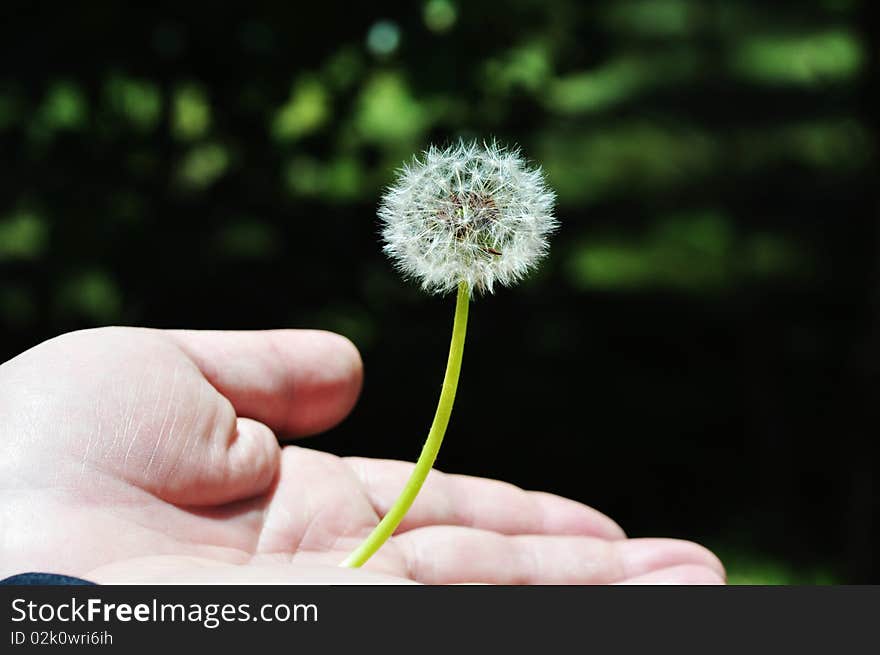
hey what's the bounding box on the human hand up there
[0,327,724,584]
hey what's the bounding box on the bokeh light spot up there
[355,72,427,144]
[105,75,162,131]
[423,0,457,33]
[172,84,212,141]
[0,211,49,261]
[273,78,329,143]
[366,20,401,57]
[55,271,123,323]
[178,143,230,189]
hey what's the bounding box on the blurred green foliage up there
[273,78,329,143]
[105,75,162,132]
[178,143,230,189]
[567,211,803,292]
[719,548,837,585]
[172,85,212,141]
[0,0,876,582]
[0,211,48,261]
[56,270,123,324]
[732,30,863,85]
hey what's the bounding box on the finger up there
[217,417,280,504]
[614,564,726,585]
[391,528,723,584]
[166,329,363,436]
[345,457,625,540]
[158,415,280,506]
[614,538,725,581]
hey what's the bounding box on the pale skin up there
[0,327,725,584]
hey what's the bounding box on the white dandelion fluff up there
[379,140,557,295]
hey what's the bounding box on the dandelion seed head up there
[378,140,558,295]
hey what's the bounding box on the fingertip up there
[616,538,726,581]
[614,564,726,585]
[696,544,726,581]
[323,331,364,408]
[225,417,281,499]
[276,330,363,436]
[156,412,280,506]
[168,328,364,438]
[533,492,627,540]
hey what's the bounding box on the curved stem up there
[340,281,470,568]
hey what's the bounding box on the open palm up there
[0,327,723,584]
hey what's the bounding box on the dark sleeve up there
[0,572,96,585]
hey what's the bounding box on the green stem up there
[340,281,470,568]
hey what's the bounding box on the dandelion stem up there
[340,281,470,568]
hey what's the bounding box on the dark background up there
[1,0,876,583]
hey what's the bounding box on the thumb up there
[167,329,364,437]
[138,329,363,505]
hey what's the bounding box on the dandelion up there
[341,140,557,568]
[379,139,557,295]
